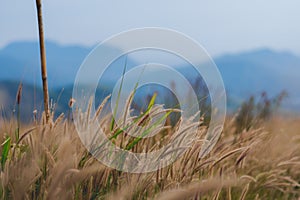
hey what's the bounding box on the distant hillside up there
[0,41,91,88]
[0,41,300,117]
[216,48,300,96]
[214,49,300,110]
[0,81,113,122]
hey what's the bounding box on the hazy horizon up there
[1,39,299,59]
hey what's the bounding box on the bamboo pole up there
[35,0,50,123]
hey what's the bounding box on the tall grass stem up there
[35,0,50,123]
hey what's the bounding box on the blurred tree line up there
[235,91,288,133]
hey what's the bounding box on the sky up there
[1,0,300,57]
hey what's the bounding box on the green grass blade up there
[110,56,128,131]
[1,136,11,170]
[125,110,172,151]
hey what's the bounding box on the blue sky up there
[1,0,299,56]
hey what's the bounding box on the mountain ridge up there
[1,41,299,117]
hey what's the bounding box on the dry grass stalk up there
[0,97,299,199]
[35,0,50,123]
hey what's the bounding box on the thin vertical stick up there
[35,0,50,123]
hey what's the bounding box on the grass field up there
[1,1,299,199]
[0,104,299,199]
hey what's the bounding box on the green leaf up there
[110,56,128,131]
[147,92,157,111]
[1,136,11,170]
[125,110,172,150]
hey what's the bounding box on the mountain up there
[215,48,300,95]
[0,41,91,88]
[214,49,300,110]
[0,41,300,119]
